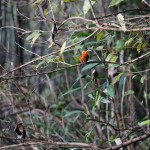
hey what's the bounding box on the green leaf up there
[92,90,100,110]
[106,53,118,62]
[44,8,48,16]
[110,55,118,63]
[83,81,91,89]
[113,73,124,84]
[107,85,114,98]
[26,32,41,47]
[137,43,142,53]
[73,54,80,63]
[53,56,64,62]
[83,0,96,15]
[140,75,146,83]
[99,97,111,103]
[142,42,147,48]
[104,85,114,99]
[109,135,115,141]
[110,64,120,68]
[26,32,41,41]
[36,56,53,69]
[106,34,115,45]
[81,63,99,72]
[33,0,42,5]
[106,53,118,67]
[132,42,138,48]
[138,120,150,127]
[60,87,81,97]
[116,39,125,52]
[125,37,134,46]
[88,94,94,100]
[97,32,103,42]
[64,111,81,118]
[96,45,104,50]
[124,90,134,96]
[71,31,91,39]
[71,74,85,89]
[31,32,41,46]
[109,0,124,7]
[85,130,92,142]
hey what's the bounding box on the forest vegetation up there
[0,0,150,149]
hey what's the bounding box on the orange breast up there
[79,51,89,63]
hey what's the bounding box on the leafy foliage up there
[109,0,125,7]
[0,0,150,149]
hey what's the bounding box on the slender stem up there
[88,0,97,23]
[121,76,126,129]
[48,0,55,22]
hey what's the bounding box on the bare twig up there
[88,0,97,23]
[0,141,93,149]
[122,51,150,65]
[106,134,150,150]
[58,16,150,32]
[48,0,55,22]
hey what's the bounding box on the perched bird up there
[14,123,26,139]
[79,50,89,64]
[92,69,99,85]
[92,69,98,79]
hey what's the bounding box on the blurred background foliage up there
[0,0,150,149]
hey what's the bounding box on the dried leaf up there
[31,32,41,47]
[117,13,126,32]
[60,41,66,54]
[115,138,122,147]
[83,0,96,15]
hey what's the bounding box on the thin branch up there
[0,141,93,149]
[0,26,26,32]
[90,9,150,20]
[0,26,47,33]
[122,51,150,65]
[15,42,42,58]
[98,26,150,32]
[106,134,150,150]
[132,68,150,74]
[88,0,97,23]
[121,76,126,129]
[48,0,55,22]
[58,16,150,32]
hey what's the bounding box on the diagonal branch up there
[122,51,150,65]
[106,134,150,150]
